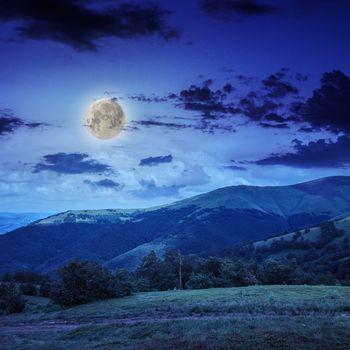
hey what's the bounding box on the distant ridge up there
[0,212,49,235]
[0,176,350,274]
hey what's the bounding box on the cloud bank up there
[0,0,179,51]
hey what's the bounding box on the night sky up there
[1,0,350,212]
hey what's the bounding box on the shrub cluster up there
[2,271,51,297]
[0,283,26,314]
[224,221,350,284]
[50,261,132,306]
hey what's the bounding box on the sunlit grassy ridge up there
[1,285,350,349]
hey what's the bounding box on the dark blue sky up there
[0,0,350,212]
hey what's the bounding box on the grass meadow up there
[0,285,350,349]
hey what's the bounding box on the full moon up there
[85,99,125,140]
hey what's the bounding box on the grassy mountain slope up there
[241,214,350,280]
[107,176,350,270]
[253,213,350,251]
[0,176,350,274]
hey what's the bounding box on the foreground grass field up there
[0,285,350,349]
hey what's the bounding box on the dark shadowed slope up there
[0,176,350,274]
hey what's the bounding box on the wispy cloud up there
[84,178,123,190]
[200,0,278,19]
[0,109,51,136]
[135,179,183,198]
[139,155,173,167]
[33,153,111,174]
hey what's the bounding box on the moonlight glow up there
[85,99,125,140]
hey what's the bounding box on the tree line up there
[1,242,349,314]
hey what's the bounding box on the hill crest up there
[1,176,350,274]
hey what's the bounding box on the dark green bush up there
[115,269,132,297]
[257,260,293,285]
[186,273,212,289]
[20,283,37,296]
[221,259,257,286]
[0,283,26,314]
[133,277,150,292]
[50,260,116,306]
[2,271,49,284]
[39,282,51,297]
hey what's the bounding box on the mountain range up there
[0,176,349,274]
[0,212,49,235]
